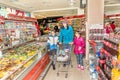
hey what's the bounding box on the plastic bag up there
[57,54,68,61]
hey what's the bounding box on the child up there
[73,31,85,70]
[47,30,58,70]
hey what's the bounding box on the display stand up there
[88,24,104,80]
[89,40,99,80]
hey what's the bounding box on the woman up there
[59,20,74,66]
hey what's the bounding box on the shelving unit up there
[89,24,104,42]
[97,37,120,80]
[72,18,86,37]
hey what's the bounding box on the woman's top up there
[59,25,74,44]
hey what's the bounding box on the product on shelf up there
[89,24,104,42]
[97,38,120,80]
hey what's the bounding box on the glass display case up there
[0,40,48,80]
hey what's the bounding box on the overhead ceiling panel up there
[105,0,120,5]
[0,0,81,18]
[105,0,120,14]
[0,0,80,11]
[34,9,78,19]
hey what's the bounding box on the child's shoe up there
[53,64,56,70]
[77,64,81,68]
[81,66,84,70]
[77,64,81,70]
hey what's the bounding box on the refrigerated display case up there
[0,40,50,80]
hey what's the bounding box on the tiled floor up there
[43,54,90,80]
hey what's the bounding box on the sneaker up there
[81,66,84,70]
[53,64,56,70]
[63,64,66,67]
[78,64,81,68]
[77,67,81,70]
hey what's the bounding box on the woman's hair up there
[61,25,69,30]
[105,22,110,26]
[61,20,69,30]
[111,21,115,24]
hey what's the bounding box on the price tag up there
[0,50,3,58]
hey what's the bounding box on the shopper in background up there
[54,25,59,32]
[104,22,113,35]
[73,31,85,70]
[35,22,40,36]
[110,21,116,32]
[40,25,44,35]
[59,20,74,66]
[47,30,59,70]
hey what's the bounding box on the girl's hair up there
[76,31,82,36]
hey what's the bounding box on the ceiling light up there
[69,0,76,7]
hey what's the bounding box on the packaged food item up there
[112,68,120,80]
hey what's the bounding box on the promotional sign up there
[0,5,31,18]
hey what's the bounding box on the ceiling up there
[0,0,81,19]
[104,0,120,13]
[0,0,120,19]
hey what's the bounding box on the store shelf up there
[98,38,120,80]
[2,39,35,51]
[97,66,109,80]
[103,45,118,56]
[104,38,120,46]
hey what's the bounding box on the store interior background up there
[0,0,120,80]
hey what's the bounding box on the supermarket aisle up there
[43,53,90,80]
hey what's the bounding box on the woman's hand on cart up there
[59,42,62,44]
[69,42,73,45]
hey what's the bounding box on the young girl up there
[73,31,85,70]
[47,30,59,70]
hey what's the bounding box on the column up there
[86,0,104,60]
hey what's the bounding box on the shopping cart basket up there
[56,44,73,78]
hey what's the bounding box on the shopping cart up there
[56,44,73,78]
